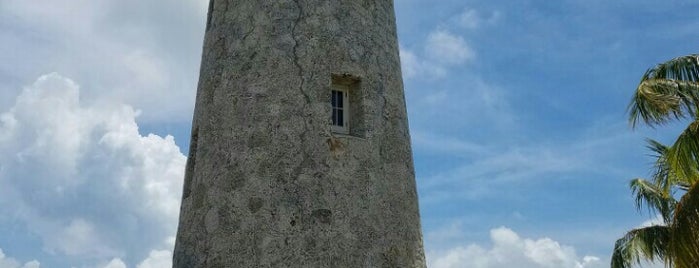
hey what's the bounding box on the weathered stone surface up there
[174,0,426,267]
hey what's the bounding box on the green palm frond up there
[628,54,699,127]
[669,182,699,268]
[646,139,692,192]
[644,55,699,81]
[646,139,670,156]
[665,119,699,184]
[611,225,671,268]
[630,178,677,223]
[629,79,699,127]
[646,139,673,193]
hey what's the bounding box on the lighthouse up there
[173,1,426,267]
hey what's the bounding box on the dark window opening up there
[330,74,364,137]
[331,89,346,128]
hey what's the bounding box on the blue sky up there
[1,0,698,267]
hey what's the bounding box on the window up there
[330,73,364,137]
[331,84,350,134]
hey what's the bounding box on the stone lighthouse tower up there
[173,0,425,267]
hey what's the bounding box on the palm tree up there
[613,55,699,268]
[611,140,680,268]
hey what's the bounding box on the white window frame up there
[331,84,350,134]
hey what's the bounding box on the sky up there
[1,0,698,267]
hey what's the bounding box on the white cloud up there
[99,249,172,268]
[20,262,38,268]
[400,47,447,80]
[102,258,127,268]
[400,7,502,80]
[400,14,479,80]
[136,250,172,268]
[0,248,40,268]
[427,227,603,268]
[0,73,186,265]
[0,0,207,122]
[400,48,421,79]
[425,29,475,65]
[47,219,116,257]
[400,29,474,80]
[400,8,501,79]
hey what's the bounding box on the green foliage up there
[630,178,675,222]
[611,225,670,268]
[629,55,699,127]
[669,181,699,268]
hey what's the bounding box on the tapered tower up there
[174,0,425,267]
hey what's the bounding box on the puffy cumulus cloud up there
[0,248,40,268]
[400,29,474,80]
[400,30,473,80]
[136,250,172,268]
[20,262,39,268]
[425,30,475,66]
[0,0,208,121]
[399,7,502,80]
[102,254,176,268]
[400,47,447,80]
[102,258,127,268]
[427,227,603,268]
[399,48,421,79]
[0,74,185,265]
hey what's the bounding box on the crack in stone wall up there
[291,0,311,105]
